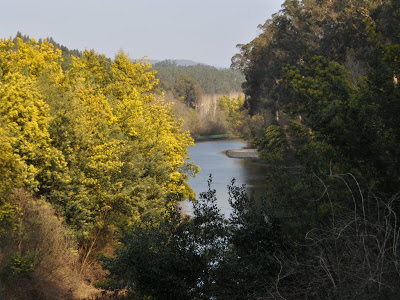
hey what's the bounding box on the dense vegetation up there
[152,60,247,137]
[2,0,400,298]
[13,32,84,70]
[164,91,249,137]
[101,0,400,299]
[0,36,197,299]
[152,60,244,94]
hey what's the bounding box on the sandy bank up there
[225,149,259,159]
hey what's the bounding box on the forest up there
[151,59,246,137]
[152,60,244,95]
[1,0,400,299]
[149,60,246,138]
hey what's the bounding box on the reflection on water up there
[183,139,268,217]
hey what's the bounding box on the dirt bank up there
[225,149,259,159]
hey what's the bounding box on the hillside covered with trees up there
[152,59,244,94]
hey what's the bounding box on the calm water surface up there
[183,139,268,217]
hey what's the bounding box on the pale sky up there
[0,0,285,68]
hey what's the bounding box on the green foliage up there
[233,0,400,190]
[218,94,245,133]
[212,182,282,300]
[7,251,37,278]
[1,0,400,297]
[99,178,226,299]
[233,0,381,117]
[229,0,400,297]
[173,74,204,108]
[281,51,400,191]
[255,124,288,164]
[98,210,205,299]
[100,178,284,299]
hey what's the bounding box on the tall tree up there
[173,74,204,108]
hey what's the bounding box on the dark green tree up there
[213,182,283,300]
[98,178,227,299]
[173,74,204,108]
[98,208,205,299]
[99,178,287,299]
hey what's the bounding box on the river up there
[183,139,268,217]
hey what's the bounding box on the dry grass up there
[0,189,102,300]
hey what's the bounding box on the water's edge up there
[183,139,268,216]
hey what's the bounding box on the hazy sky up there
[1,0,285,68]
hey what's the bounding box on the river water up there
[183,139,268,217]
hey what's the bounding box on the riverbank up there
[225,148,259,159]
[192,133,241,141]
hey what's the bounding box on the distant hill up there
[150,59,206,67]
[152,60,244,94]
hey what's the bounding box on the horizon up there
[0,0,285,68]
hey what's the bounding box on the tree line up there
[152,59,244,95]
[232,0,400,298]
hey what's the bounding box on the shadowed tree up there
[173,74,204,108]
